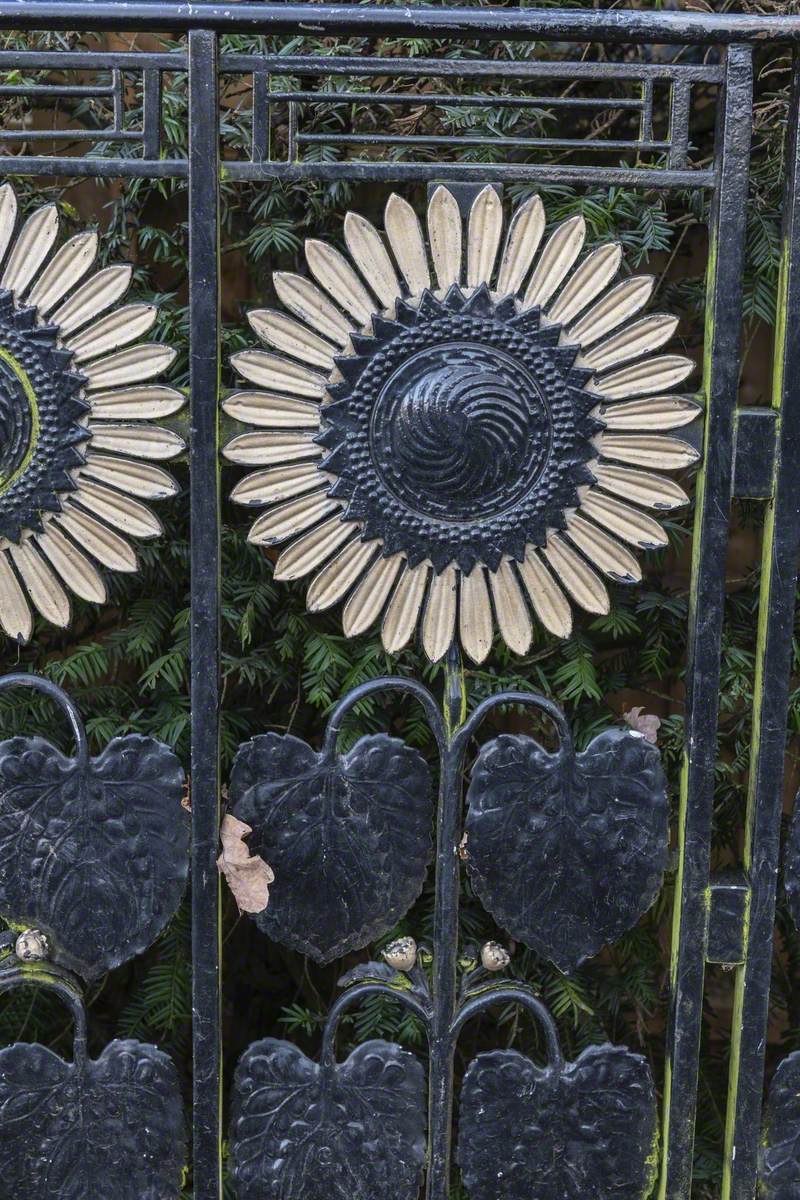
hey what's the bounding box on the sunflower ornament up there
[0,183,184,642]
[224,186,699,663]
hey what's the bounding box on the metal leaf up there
[229,732,433,963]
[760,1050,800,1198]
[230,1038,426,1200]
[0,733,188,979]
[0,1039,185,1199]
[457,1044,658,1200]
[464,728,668,972]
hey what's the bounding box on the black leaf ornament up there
[228,730,433,962]
[458,1042,658,1200]
[230,1038,427,1199]
[0,972,185,1200]
[0,676,188,979]
[464,721,668,972]
[760,1050,800,1198]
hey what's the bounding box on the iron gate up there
[0,3,799,1198]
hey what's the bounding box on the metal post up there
[659,43,753,1200]
[188,27,222,1200]
[722,49,800,1200]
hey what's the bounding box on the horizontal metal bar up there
[226,159,714,188]
[266,89,646,110]
[0,155,185,177]
[0,3,797,44]
[0,128,141,141]
[0,50,185,70]
[0,83,117,95]
[295,132,669,152]
[222,52,724,82]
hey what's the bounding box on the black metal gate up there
[1,5,800,1199]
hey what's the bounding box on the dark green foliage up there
[0,13,798,1199]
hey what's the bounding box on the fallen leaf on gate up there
[217,815,274,913]
[622,706,661,745]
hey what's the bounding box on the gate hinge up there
[734,407,776,499]
[707,869,749,965]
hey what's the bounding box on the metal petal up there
[467,185,503,289]
[496,193,545,297]
[524,214,585,309]
[384,193,430,296]
[427,186,462,291]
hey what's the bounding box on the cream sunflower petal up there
[427,186,462,291]
[247,492,340,546]
[384,194,430,296]
[543,534,610,615]
[582,314,680,373]
[524,214,585,309]
[64,304,158,362]
[27,229,98,315]
[273,272,354,348]
[422,563,457,662]
[87,422,185,461]
[305,239,374,325]
[459,565,493,665]
[382,561,430,653]
[344,212,401,311]
[9,541,70,626]
[467,186,503,289]
[230,463,325,506]
[496,194,545,297]
[593,355,695,400]
[0,549,32,641]
[489,558,532,654]
[342,553,403,636]
[82,453,179,501]
[247,309,336,371]
[54,508,138,572]
[567,275,655,347]
[36,526,107,604]
[89,385,186,421]
[83,344,177,391]
[51,264,133,334]
[600,432,700,470]
[547,243,622,325]
[222,391,320,430]
[2,203,59,298]
[307,539,378,612]
[222,431,321,466]
[565,512,642,583]
[591,461,690,509]
[72,482,163,539]
[599,395,701,432]
[580,490,668,549]
[0,183,18,269]
[517,548,572,638]
[274,518,357,581]
[231,349,327,399]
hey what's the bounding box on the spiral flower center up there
[370,343,551,523]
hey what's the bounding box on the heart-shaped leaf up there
[458,1044,658,1200]
[229,732,433,962]
[464,728,668,972]
[760,1050,800,1198]
[0,1038,185,1199]
[230,1038,427,1199]
[0,733,188,979]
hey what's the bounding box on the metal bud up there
[480,941,511,972]
[15,928,50,963]
[383,936,417,973]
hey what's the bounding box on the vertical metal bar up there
[426,645,466,1200]
[288,97,298,162]
[658,43,753,1200]
[188,28,222,1200]
[668,77,692,169]
[143,67,162,159]
[722,50,800,1200]
[112,66,123,131]
[641,77,654,142]
[252,70,269,163]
